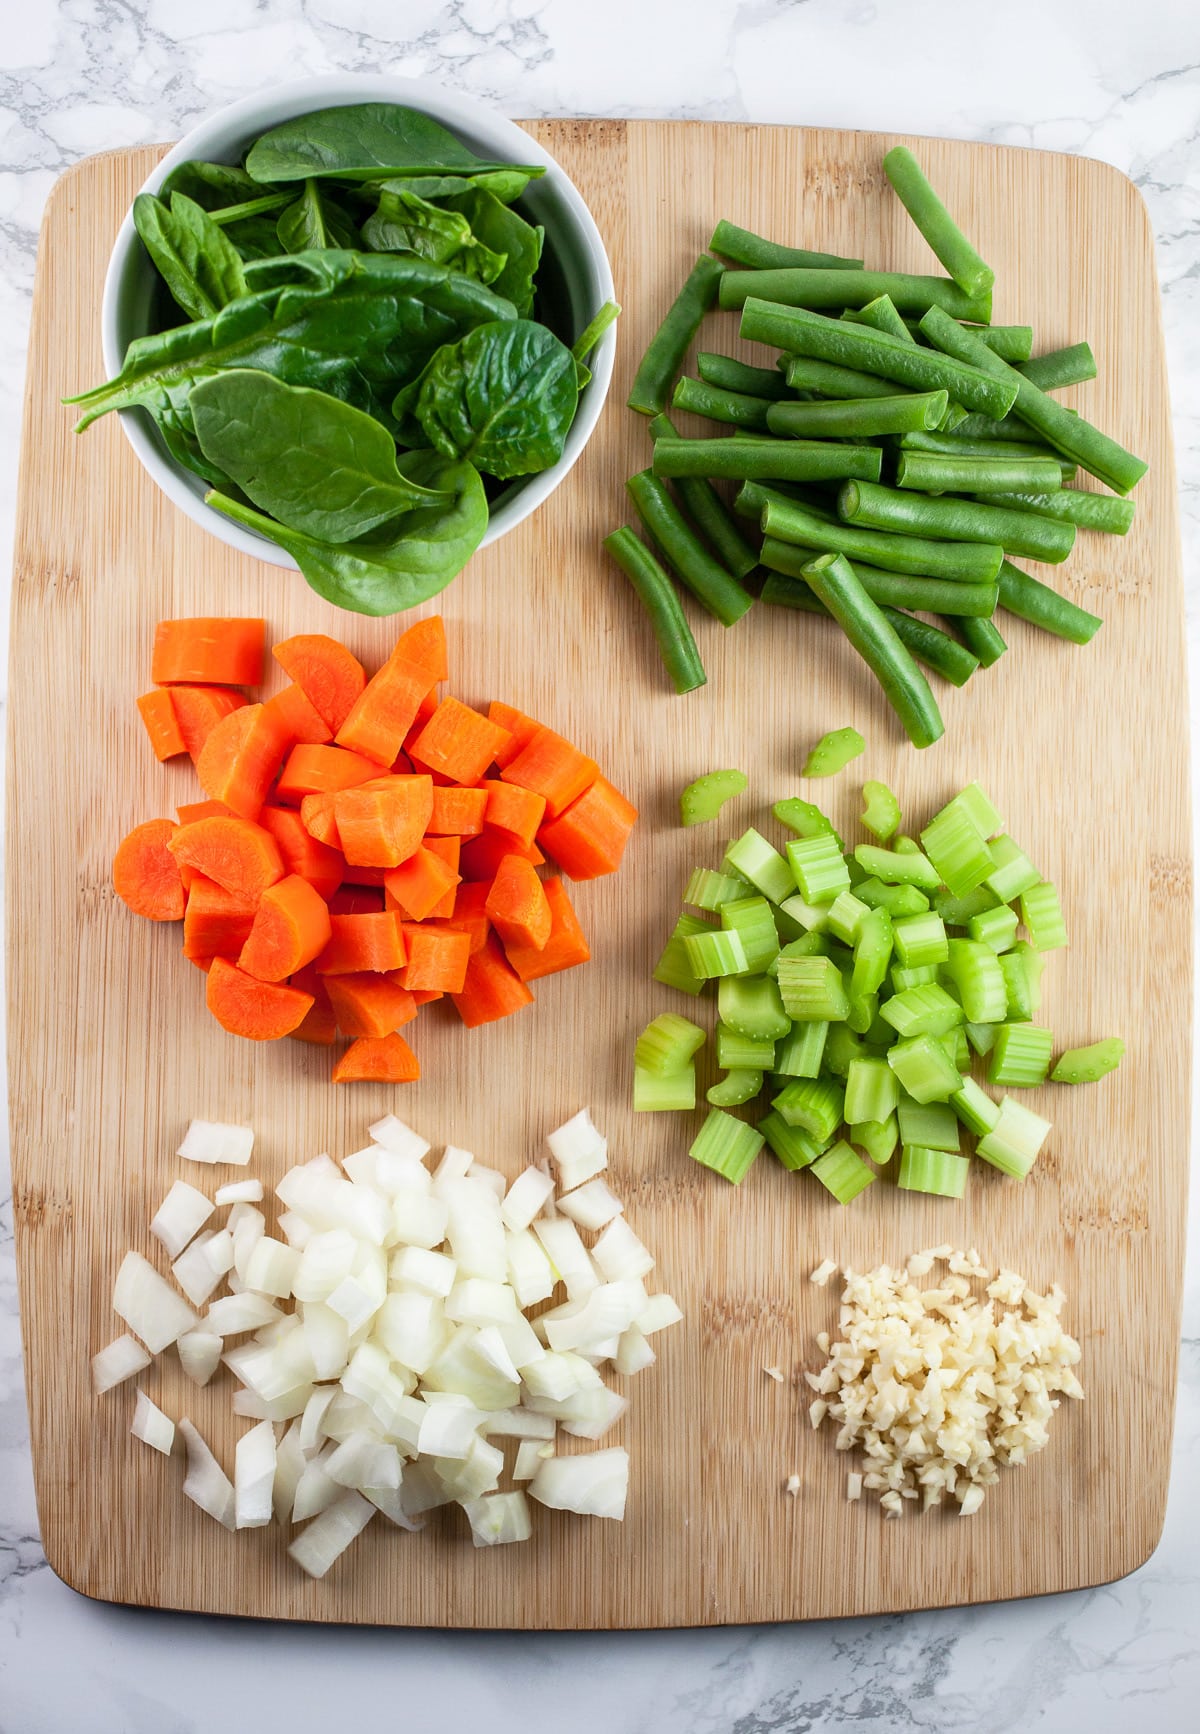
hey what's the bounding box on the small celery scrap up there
[802,727,865,779]
[680,768,748,826]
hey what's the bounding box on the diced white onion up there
[615,1325,656,1376]
[293,1228,358,1303]
[179,1418,235,1528]
[388,1246,456,1297]
[171,1234,226,1309]
[235,1420,277,1528]
[177,1119,254,1166]
[433,1145,475,1186]
[364,1484,424,1531]
[786,1474,801,1498]
[521,1351,602,1402]
[114,1251,199,1352]
[532,1217,598,1300]
[546,1109,607,1191]
[556,1385,628,1440]
[326,1432,402,1491]
[468,1163,507,1201]
[299,1386,337,1453]
[244,1236,302,1301]
[288,1491,374,1579]
[482,1407,556,1441]
[177,1328,223,1385]
[272,1420,306,1524]
[512,1439,550,1481]
[636,1293,683,1336]
[368,1114,431,1162]
[462,1490,532,1547]
[417,1398,486,1461]
[203,1228,235,1277]
[500,1165,555,1233]
[230,1205,266,1281]
[529,1448,628,1520]
[92,1333,152,1394]
[373,1291,446,1377]
[293,1447,342,1521]
[205,1294,281,1338]
[505,1228,557,1308]
[131,1389,175,1455]
[592,1218,655,1283]
[150,1181,214,1259]
[556,1178,623,1231]
[389,1188,448,1250]
[445,1277,519,1328]
[215,1178,264,1205]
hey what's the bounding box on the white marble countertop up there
[2,1,1197,1728]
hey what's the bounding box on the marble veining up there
[1,2,1198,1729]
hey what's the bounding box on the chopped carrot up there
[502,878,591,982]
[388,615,448,682]
[339,864,389,888]
[383,845,460,922]
[409,696,513,785]
[485,855,553,951]
[423,834,461,919]
[206,956,313,1041]
[265,682,334,749]
[335,654,437,767]
[276,742,382,804]
[273,634,365,733]
[288,967,338,1046]
[324,972,417,1038]
[113,819,185,921]
[257,805,343,900]
[428,785,488,837]
[196,702,290,820]
[487,701,542,769]
[501,726,599,819]
[332,1032,420,1084]
[409,988,444,1006]
[168,816,285,902]
[152,618,264,687]
[458,827,545,882]
[316,911,406,975]
[477,779,546,847]
[169,685,248,759]
[450,933,535,1028]
[136,689,186,761]
[177,800,235,825]
[183,873,257,963]
[402,686,440,757]
[444,880,492,954]
[238,874,332,983]
[400,923,471,994]
[299,791,341,848]
[328,886,385,915]
[333,775,434,868]
[538,775,639,879]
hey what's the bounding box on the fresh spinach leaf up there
[444,188,542,318]
[413,318,578,480]
[159,159,264,211]
[570,298,621,387]
[244,102,546,185]
[276,179,360,253]
[206,451,488,616]
[222,215,288,262]
[190,369,449,542]
[373,168,537,205]
[209,191,294,226]
[133,192,249,322]
[361,187,506,285]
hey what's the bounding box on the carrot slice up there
[538,775,639,880]
[477,779,546,847]
[300,791,341,848]
[428,785,488,837]
[264,682,334,749]
[183,873,258,962]
[206,957,313,1041]
[324,972,417,1038]
[289,966,338,1047]
[168,816,285,902]
[400,924,472,994]
[487,701,542,769]
[328,885,385,915]
[485,854,553,951]
[383,845,460,922]
[500,726,599,819]
[273,634,366,733]
[152,618,264,687]
[257,805,344,900]
[450,933,535,1027]
[409,988,444,1006]
[316,912,406,975]
[409,696,513,785]
[136,689,186,761]
[424,834,461,919]
[501,878,591,982]
[238,875,332,983]
[459,827,545,882]
[169,685,248,759]
[444,880,492,954]
[335,653,437,766]
[177,800,235,825]
[113,819,185,921]
[333,775,434,868]
[276,743,382,804]
[401,687,441,757]
[196,702,290,820]
[332,1032,420,1084]
[388,615,448,682]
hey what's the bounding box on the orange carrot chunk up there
[299,791,342,848]
[423,834,461,919]
[113,819,186,921]
[332,1032,420,1084]
[335,654,437,767]
[257,805,344,901]
[316,911,406,975]
[409,696,513,785]
[264,682,334,749]
[333,775,434,868]
[487,701,542,769]
[477,779,546,847]
[388,615,448,682]
[324,972,418,1038]
[502,878,591,982]
[177,800,235,825]
[485,854,553,952]
[238,875,333,983]
[136,689,186,761]
[450,933,535,1027]
[196,702,290,820]
[183,873,258,963]
[538,775,639,880]
[400,924,472,994]
[444,880,492,954]
[458,827,546,882]
[206,956,314,1041]
[169,685,248,759]
[288,966,338,1047]
[152,618,264,687]
[428,785,488,837]
[383,845,460,922]
[168,816,285,902]
[276,742,382,804]
[500,726,599,819]
[273,634,366,734]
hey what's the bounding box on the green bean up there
[942,613,1007,668]
[626,471,753,627]
[950,408,1076,442]
[603,528,707,694]
[995,558,1103,645]
[767,392,947,439]
[1017,342,1097,392]
[671,375,773,430]
[973,488,1135,535]
[743,301,1017,420]
[838,478,1077,565]
[697,352,792,399]
[762,494,1004,583]
[918,306,1146,495]
[652,436,882,485]
[760,538,998,615]
[899,430,1077,482]
[646,412,760,580]
[882,146,995,300]
[783,356,903,400]
[965,324,1033,362]
[761,577,981,685]
[894,451,1065,494]
[802,552,945,748]
[734,479,827,522]
[842,294,912,342]
[720,268,991,322]
[709,220,862,271]
[628,254,724,416]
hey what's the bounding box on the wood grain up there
[7,123,1189,1628]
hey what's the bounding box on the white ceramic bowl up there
[100,75,616,567]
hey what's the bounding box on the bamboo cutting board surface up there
[8,123,1189,1628]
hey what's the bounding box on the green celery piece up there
[999,950,1033,1020]
[856,878,931,918]
[1020,881,1068,951]
[771,899,809,945]
[893,834,923,856]
[986,834,1041,903]
[725,828,796,904]
[769,933,832,972]
[803,727,865,778]
[933,884,1000,925]
[890,962,938,992]
[826,889,870,945]
[717,974,793,1041]
[680,769,748,826]
[987,1023,1054,1087]
[690,1109,764,1183]
[1051,1037,1124,1083]
[772,1076,845,1142]
[951,782,1003,835]
[684,866,751,911]
[759,1110,820,1171]
[787,834,852,904]
[845,1055,899,1124]
[896,1097,960,1151]
[683,927,749,980]
[708,1069,764,1106]
[964,1020,998,1056]
[716,1022,776,1070]
[850,905,894,998]
[975,1096,1051,1178]
[774,1020,829,1078]
[852,1113,899,1164]
[879,982,963,1039]
[772,799,843,847]
[653,912,713,995]
[853,843,940,890]
[920,800,993,897]
[949,1027,970,1072]
[861,780,901,841]
[845,854,868,886]
[720,896,780,973]
[633,1063,696,1111]
[634,1013,707,1075]
[1012,940,1045,1013]
[952,1077,1001,1136]
[846,990,878,1034]
[811,1140,876,1203]
[943,938,1008,1022]
[822,1023,865,1077]
[777,892,831,933]
[898,1145,969,1198]
[892,910,949,968]
[776,955,850,1021]
[887,1033,962,1103]
[968,903,1020,952]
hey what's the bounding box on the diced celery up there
[999,949,1033,1020]
[777,955,850,1021]
[803,726,865,778]
[758,1110,820,1171]
[684,866,751,911]
[716,1022,776,1070]
[725,828,796,905]
[893,835,922,856]
[948,1027,970,1072]
[690,1109,764,1183]
[774,1020,829,1078]
[861,780,901,841]
[1051,1037,1125,1083]
[708,1069,764,1106]
[846,991,877,1034]
[1020,881,1068,951]
[943,938,1008,1022]
[845,855,868,886]
[634,1012,707,1076]
[987,1023,1053,1088]
[850,905,894,997]
[896,1097,960,1151]
[986,834,1041,903]
[845,1056,899,1125]
[952,1076,1000,1136]
[879,983,963,1039]
[653,913,713,996]
[633,1064,696,1111]
[852,1113,899,1165]
[822,1023,865,1078]
[865,1008,894,1047]
[920,801,993,897]
[772,901,807,944]
[811,1140,876,1203]
[965,1020,997,1056]
[720,895,780,973]
[777,892,830,933]
[890,963,938,992]
[826,890,869,946]
[898,1145,969,1198]
[975,1097,1051,1178]
[853,843,940,890]
[968,903,1019,952]
[856,877,931,918]
[1013,940,1044,1013]
[948,782,1004,838]
[887,1033,962,1103]
[769,934,831,976]
[680,769,748,827]
[892,911,949,968]
[683,927,749,980]
[772,799,843,847]
[717,974,792,1041]
[932,884,1000,925]
[787,834,851,904]
[772,1076,845,1143]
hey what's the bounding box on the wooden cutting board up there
[9,123,1188,1628]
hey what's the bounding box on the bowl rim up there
[99,73,616,570]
